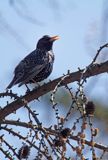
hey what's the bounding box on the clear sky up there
[1,0,108,104]
[0,0,103,90]
[0,1,108,159]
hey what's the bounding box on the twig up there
[0,147,13,160]
[0,60,108,120]
[1,120,108,153]
[91,43,108,65]
[2,137,19,158]
[1,126,49,159]
[70,135,108,152]
[0,119,56,135]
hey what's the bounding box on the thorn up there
[36,98,40,102]
[67,70,70,74]
[78,67,82,71]
[10,90,12,93]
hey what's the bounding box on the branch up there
[70,135,108,152]
[0,60,108,120]
[1,126,50,159]
[1,120,108,152]
[0,119,56,135]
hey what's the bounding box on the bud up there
[54,139,62,147]
[82,122,87,130]
[60,117,64,124]
[85,101,95,116]
[60,128,71,138]
[92,128,99,136]
[76,146,82,155]
[18,145,30,159]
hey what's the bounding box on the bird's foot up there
[36,82,41,87]
[25,84,31,93]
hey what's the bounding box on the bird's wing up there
[14,50,48,85]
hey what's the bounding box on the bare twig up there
[1,44,108,159]
[0,60,108,120]
[1,126,49,159]
[91,43,108,65]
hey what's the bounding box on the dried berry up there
[82,122,87,130]
[76,146,82,155]
[60,128,71,138]
[60,117,64,124]
[18,145,30,159]
[54,139,62,147]
[92,128,99,136]
[85,101,95,116]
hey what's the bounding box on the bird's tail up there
[6,77,16,90]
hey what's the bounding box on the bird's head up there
[36,35,59,51]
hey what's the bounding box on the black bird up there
[6,35,59,89]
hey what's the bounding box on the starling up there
[6,35,59,89]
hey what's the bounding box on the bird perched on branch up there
[6,35,59,90]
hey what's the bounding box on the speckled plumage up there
[28,51,54,84]
[6,35,59,89]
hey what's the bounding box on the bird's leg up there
[31,79,40,87]
[25,84,31,93]
[36,82,40,87]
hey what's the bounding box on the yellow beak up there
[50,35,60,41]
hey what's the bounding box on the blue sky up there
[0,0,103,91]
[1,0,108,104]
[0,1,108,159]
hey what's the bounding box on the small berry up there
[82,122,87,130]
[76,146,82,155]
[85,101,95,116]
[18,145,30,159]
[54,139,62,147]
[60,128,71,138]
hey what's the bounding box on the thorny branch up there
[0,59,108,120]
[1,126,50,159]
[0,119,108,151]
[0,43,108,159]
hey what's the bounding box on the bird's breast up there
[47,51,54,63]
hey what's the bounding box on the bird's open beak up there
[50,35,59,41]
